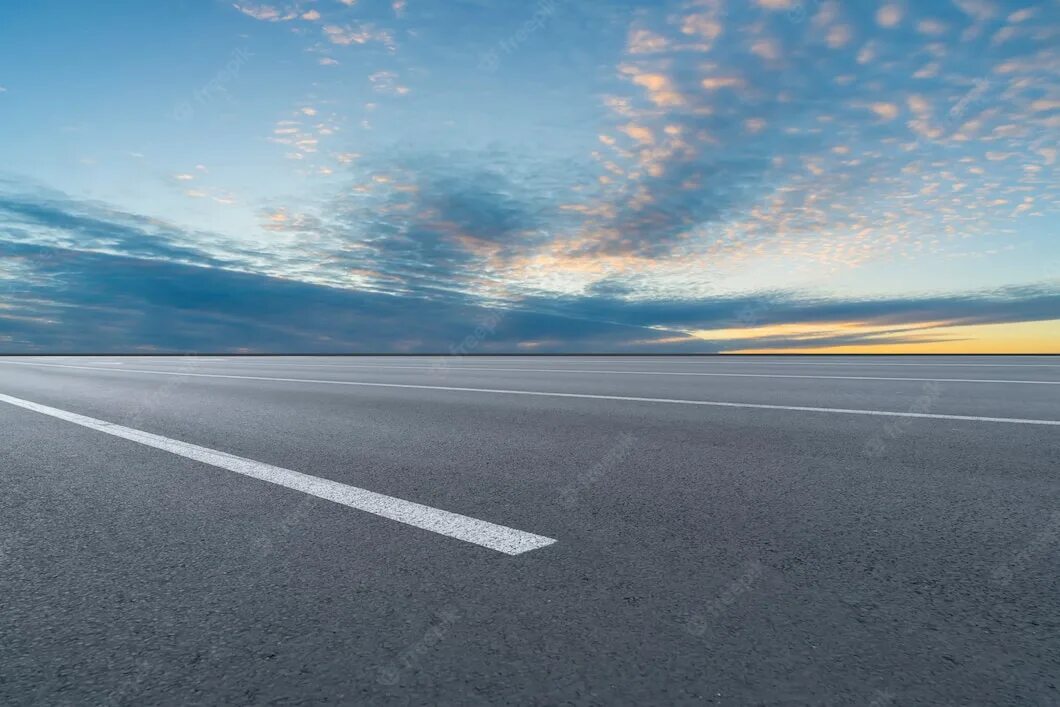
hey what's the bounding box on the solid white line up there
[3,360,1058,426]
[0,392,555,555]
[115,360,1060,385]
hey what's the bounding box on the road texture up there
[0,355,1057,705]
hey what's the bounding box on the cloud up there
[953,0,998,23]
[232,3,297,22]
[619,123,655,144]
[251,151,569,298]
[700,76,744,90]
[750,38,781,60]
[1008,7,1036,23]
[681,12,723,45]
[2,183,1057,353]
[826,24,853,48]
[868,102,900,120]
[876,4,903,28]
[0,241,678,353]
[322,23,395,50]
[755,0,795,10]
[744,118,767,133]
[368,71,410,95]
[627,28,670,54]
[522,284,1060,348]
[7,230,1055,354]
[916,18,948,35]
[622,67,685,107]
[0,185,236,267]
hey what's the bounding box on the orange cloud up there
[620,123,655,145]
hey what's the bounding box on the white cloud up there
[1008,8,1036,23]
[322,24,395,50]
[750,39,780,61]
[755,0,794,9]
[953,0,997,23]
[856,41,877,65]
[627,28,670,55]
[232,3,297,22]
[826,24,853,49]
[369,71,410,95]
[876,4,903,28]
[916,19,948,36]
[869,102,899,121]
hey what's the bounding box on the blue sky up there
[0,0,1057,352]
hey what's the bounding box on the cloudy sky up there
[0,0,1057,353]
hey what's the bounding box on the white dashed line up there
[0,392,556,555]
[3,360,1058,426]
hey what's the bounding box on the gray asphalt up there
[0,356,1057,705]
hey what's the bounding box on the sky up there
[0,0,1057,353]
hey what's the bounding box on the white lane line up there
[3,360,1058,426]
[0,392,555,556]
[115,360,1060,385]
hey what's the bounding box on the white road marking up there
[115,360,1060,385]
[0,392,555,556]
[3,360,1058,426]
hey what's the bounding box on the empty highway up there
[1,356,1057,704]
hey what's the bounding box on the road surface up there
[0,356,1057,704]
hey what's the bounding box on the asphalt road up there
[0,355,1057,705]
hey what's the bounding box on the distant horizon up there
[4,351,1058,357]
